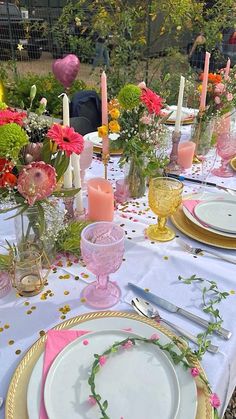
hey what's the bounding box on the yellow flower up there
[98,125,108,138]
[198,84,202,93]
[109,120,120,133]
[109,108,120,119]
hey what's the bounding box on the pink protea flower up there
[17,161,57,205]
[122,340,133,350]
[209,393,221,408]
[214,83,225,95]
[214,96,221,105]
[140,88,163,115]
[190,367,200,377]
[47,123,84,156]
[99,355,107,366]
[0,109,26,126]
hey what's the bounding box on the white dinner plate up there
[194,199,236,234]
[27,316,197,419]
[84,131,119,148]
[160,106,198,124]
[44,330,180,419]
[183,193,236,238]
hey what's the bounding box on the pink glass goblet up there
[212,132,236,178]
[80,222,125,309]
[80,139,93,189]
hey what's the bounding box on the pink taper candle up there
[225,58,231,79]
[101,71,109,155]
[200,51,211,111]
[87,178,114,221]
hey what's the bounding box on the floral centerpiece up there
[193,68,236,154]
[98,82,169,198]
[0,94,84,261]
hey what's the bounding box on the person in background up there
[91,33,110,72]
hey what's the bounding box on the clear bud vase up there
[14,202,64,265]
[125,155,146,199]
[191,117,215,156]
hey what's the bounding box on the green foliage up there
[56,220,91,257]
[6,73,87,117]
[0,123,29,160]
[178,274,230,359]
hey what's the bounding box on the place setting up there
[2,22,236,419]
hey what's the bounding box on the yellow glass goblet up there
[147,177,183,242]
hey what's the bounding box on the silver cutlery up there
[177,238,236,265]
[128,282,231,340]
[132,297,219,354]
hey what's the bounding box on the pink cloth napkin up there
[40,329,90,419]
[183,199,209,228]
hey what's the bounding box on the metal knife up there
[128,282,232,340]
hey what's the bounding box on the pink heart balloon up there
[52,54,80,89]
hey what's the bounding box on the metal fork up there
[177,238,236,265]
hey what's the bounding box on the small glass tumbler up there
[114,179,130,204]
[12,250,49,297]
[80,222,125,309]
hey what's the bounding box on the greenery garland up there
[178,274,230,359]
[87,335,220,419]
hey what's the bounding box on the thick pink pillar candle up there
[87,177,114,221]
[200,51,211,111]
[225,58,231,79]
[101,71,109,155]
[177,141,196,169]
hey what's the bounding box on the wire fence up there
[0,1,235,76]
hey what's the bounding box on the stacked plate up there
[5,312,212,419]
[171,193,236,249]
[160,106,198,125]
[84,132,122,155]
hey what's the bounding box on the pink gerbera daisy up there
[0,109,26,126]
[47,124,84,156]
[17,161,57,205]
[140,88,163,115]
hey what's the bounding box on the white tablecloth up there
[0,143,236,419]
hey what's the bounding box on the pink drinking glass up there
[80,140,93,189]
[212,131,236,177]
[80,222,125,309]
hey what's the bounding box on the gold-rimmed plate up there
[171,206,236,249]
[5,311,213,419]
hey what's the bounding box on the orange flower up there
[109,120,120,133]
[199,72,222,84]
[108,98,120,111]
[98,125,108,138]
[109,108,120,119]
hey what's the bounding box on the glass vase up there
[14,202,64,264]
[191,118,215,156]
[125,155,146,199]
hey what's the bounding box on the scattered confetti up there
[80,297,87,303]
[15,349,21,355]
[83,339,89,345]
[230,290,235,295]
[64,291,70,295]
[163,256,169,260]
[24,301,30,306]
[39,331,45,337]
[4,324,10,329]
[8,340,14,345]
[26,310,32,315]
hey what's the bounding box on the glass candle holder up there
[12,250,49,297]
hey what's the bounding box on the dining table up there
[0,123,236,419]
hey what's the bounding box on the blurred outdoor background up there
[0,0,236,117]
